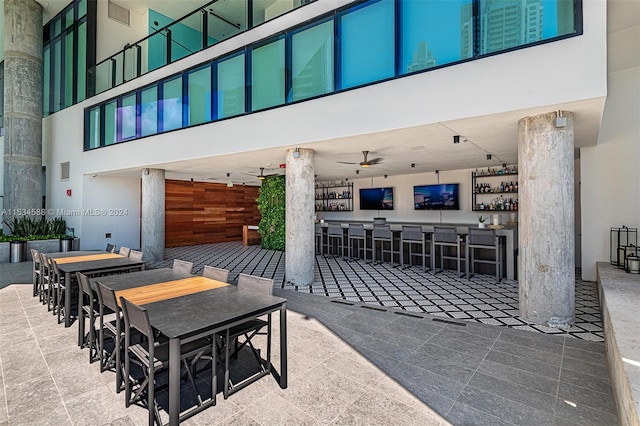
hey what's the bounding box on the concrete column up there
[141,168,165,263]
[285,148,315,285]
[3,0,43,223]
[518,111,575,327]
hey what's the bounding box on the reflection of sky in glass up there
[401,0,471,70]
[141,102,157,136]
[120,104,136,139]
[162,98,182,131]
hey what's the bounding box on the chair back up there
[106,243,116,253]
[327,223,343,237]
[129,250,143,261]
[467,228,497,246]
[120,296,154,340]
[172,259,193,274]
[434,226,458,243]
[348,223,365,238]
[203,265,230,283]
[50,259,62,282]
[237,273,273,295]
[118,246,131,257]
[373,224,392,240]
[76,272,93,300]
[31,249,40,265]
[39,253,52,281]
[401,225,423,242]
[96,281,119,312]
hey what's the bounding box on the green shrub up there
[257,176,285,251]
[2,217,67,240]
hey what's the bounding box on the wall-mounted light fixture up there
[293,147,300,158]
[453,135,460,144]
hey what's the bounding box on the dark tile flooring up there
[150,242,603,342]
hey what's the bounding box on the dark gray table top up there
[89,268,189,291]
[144,286,286,339]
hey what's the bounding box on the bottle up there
[514,181,518,192]
[500,182,504,192]
[480,202,485,210]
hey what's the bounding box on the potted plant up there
[477,215,487,228]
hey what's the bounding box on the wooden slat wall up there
[165,180,261,247]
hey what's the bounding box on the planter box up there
[0,242,9,263]
[0,238,81,263]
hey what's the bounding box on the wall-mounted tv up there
[359,187,394,210]
[414,183,460,210]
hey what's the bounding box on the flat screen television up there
[359,187,394,210]
[414,183,460,210]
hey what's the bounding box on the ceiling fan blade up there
[336,161,358,165]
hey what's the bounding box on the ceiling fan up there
[243,167,280,181]
[337,151,382,168]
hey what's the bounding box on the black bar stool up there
[347,223,369,261]
[327,223,345,258]
[466,228,503,282]
[432,226,464,277]
[315,223,326,255]
[400,225,431,271]
[372,224,399,266]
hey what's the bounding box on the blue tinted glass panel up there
[53,39,61,112]
[104,101,117,145]
[216,54,245,119]
[141,86,158,136]
[251,38,285,111]
[43,46,50,116]
[291,20,334,102]
[400,0,472,75]
[78,0,87,18]
[339,0,395,89]
[187,66,212,126]
[64,31,74,108]
[77,22,86,102]
[88,106,100,149]
[479,0,575,54]
[162,77,182,131]
[119,94,136,140]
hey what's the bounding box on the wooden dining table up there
[48,251,146,329]
[90,268,288,425]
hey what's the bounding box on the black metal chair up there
[203,265,230,282]
[106,243,116,253]
[95,281,124,392]
[221,273,274,398]
[49,259,67,324]
[31,248,41,298]
[172,259,193,274]
[326,223,345,258]
[118,246,131,257]
[314,222,326,255]
[372,224,399,266]
[466,228,503,282]
[77,272,100,361]
[432,226,464,277]
[120,296,213,425]
[129,250,143,261]
[400,225,431,271]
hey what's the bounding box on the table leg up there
[505,234,514,280]
[169,337,180,426]
[65,272,72,328]
[279,303,287,389]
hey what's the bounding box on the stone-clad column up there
[518,111,575,327]
[141,168,165,263]
[3,0,43,223]
[285,148,315,285]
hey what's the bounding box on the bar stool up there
[372,224,399,266]
[315,223,326,255]
[466,228,503,282]
[432,226,464,277]
[327,223,345,258]
[400,225,431,271]
[347,224,368,261]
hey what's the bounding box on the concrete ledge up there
[597,262,640,426]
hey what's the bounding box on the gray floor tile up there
[554,397,619,426]
[467,372,557,413]
[446,401,514,426]
[477,359,559,395]
[557,381,617,414]
[485,347,560,380]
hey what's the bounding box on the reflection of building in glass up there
[460,3,474,59]
[406,41,437,72]
[293,42,332,101]
[481,0,543,53]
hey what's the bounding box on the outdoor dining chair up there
[118,246,131,257]
[129,250,143,261]
[120,296,213,426]
[220,273,274,398]
[31,248,41,298]
[49,259,67,324]
[95,282,124,392]
[106,243,116,253]
[202,265,230,283]
[172,259,194,274]
[77,272,100,363]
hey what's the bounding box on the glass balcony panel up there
[148,31,170,72]
[170,12,204,63]
[252,0,305,27]
[123,45,138,82]
[94,60,113,95]
[207,0,247,46]
[112,51,125,87]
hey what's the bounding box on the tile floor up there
[0,277,618,426]
[149,242,603,342]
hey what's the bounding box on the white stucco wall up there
[41,0,608,254]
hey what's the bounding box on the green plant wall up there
[257,175,285,251]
